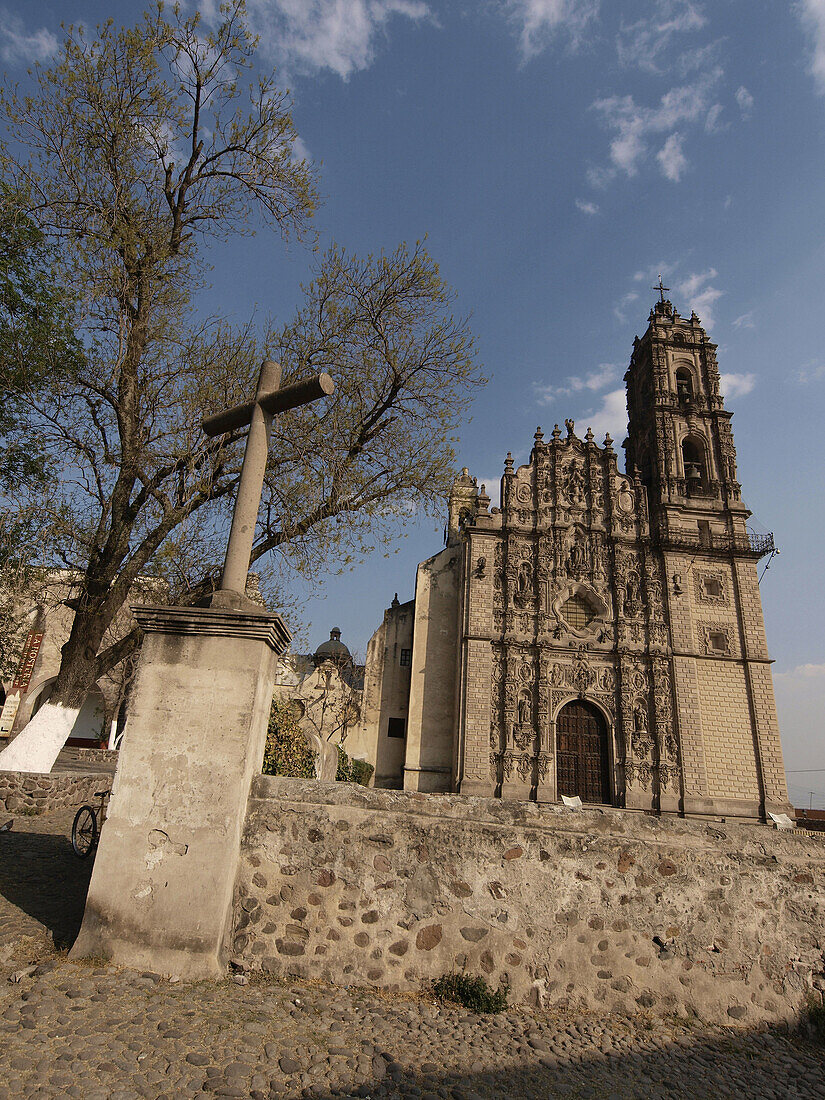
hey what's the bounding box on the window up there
[703,576,723,599]
[708,631,728,653]
[387,717,406,739]
[698,520,711,547]
[400,648,412,667]
[562,593,595,630]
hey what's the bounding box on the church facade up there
[361,296,792,821]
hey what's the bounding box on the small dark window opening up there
[387,717,406,739]
[708,631,728,653]
[703,576,723,598]
[698,520,712,547]
[400,648,412,667]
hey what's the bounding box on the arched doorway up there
[556,700,611,804]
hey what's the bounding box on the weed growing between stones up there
[431,973,509,1014]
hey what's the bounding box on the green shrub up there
[431,972,509,1014]
[335,744,374,786]
[262,699,316,778]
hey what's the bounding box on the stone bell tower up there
[625,288,792,819]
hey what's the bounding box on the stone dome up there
[314,627,351,664]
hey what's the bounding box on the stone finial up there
[551,424,562,441]
[534,426,544,443]
[477,484,490,514]
[585,427,594,444]
[603,432,614,451]
[391,593,400,608]
[504,452,514,473]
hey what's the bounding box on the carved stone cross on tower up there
[202,359,334,601]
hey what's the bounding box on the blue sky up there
[3,0,825,801]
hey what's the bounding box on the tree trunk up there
[49,604,113,709]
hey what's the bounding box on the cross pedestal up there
[72,604,290,976]
[71,361,333,976]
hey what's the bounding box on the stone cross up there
[202,360,334,596]
[651,274,670,302]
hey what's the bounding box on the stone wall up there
[0,770,112,814]
[236,778,825,1027]
[60,746,119,765]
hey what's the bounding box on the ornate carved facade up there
[364,297,792,821]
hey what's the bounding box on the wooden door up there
[556,701,610,804]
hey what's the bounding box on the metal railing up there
[654,526,775,558]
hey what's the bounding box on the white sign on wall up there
[0,692,21,737]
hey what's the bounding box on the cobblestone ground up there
[1,809,823,1100]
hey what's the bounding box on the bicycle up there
[71,788,110,858]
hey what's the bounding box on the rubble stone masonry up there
[235,778,824,1028]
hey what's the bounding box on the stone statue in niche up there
[517,561,532,598]
[564,461,585,506]
[518,693,532,726]
[625,574,641,616]
[568,536,589,576]
[592,538,606,582]
[633,702,648,733]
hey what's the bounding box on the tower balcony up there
[653,523,775,558]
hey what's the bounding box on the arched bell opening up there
[681,436,707,495]
[675,367,694,403]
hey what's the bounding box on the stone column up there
[71,603,290,978]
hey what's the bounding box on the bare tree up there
[0,2,482,723]
[1,1,317,708]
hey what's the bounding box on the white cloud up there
[735,85,754,117]
[0,9,57,64]
[575,198,600,215]
[633,263,675,283]
[656,132,687,180]
[475,476,502,509]
[213,0,430,80]
[678,267,716,297]
[504,0,600,59]
[616,0,706,73]
[732,312,754,329]
[773,662,825,780]
[675,267,722,327]
[535,363,619,404]
[797,360,825,383]
[776,662,825,679]
[797,0,825,93]
[627,263,722,327]
[578,388,628,445]
[290,134,312,164]
[591,70,722,179]
[613,290,640,321]
[718,372,755,399]
[704,103,725,133]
